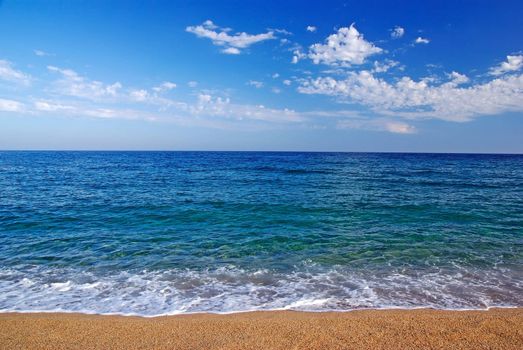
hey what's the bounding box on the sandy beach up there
[1,308,522,349]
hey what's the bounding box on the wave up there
[0,265,521,316]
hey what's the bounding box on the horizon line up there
[1,150,522,155]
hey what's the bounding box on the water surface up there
[0,151,522,315]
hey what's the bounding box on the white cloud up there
[298,68,523,122]
[47,66,122,100]
[129,89,149,102]
[0,60,31,85]
[385,121,416,133]
[414,37,430,44]
[222,47,241,55]
[272,73,279,79]
[80,108,157,121]
[0,61,310,127]
[372,60,399,73]
[490,55,523,76]
[188,81,198,88]
[308,24,382,66]
[291,50,306,64]
[338,118,416,134]
[283,79,292,86]
[444,71,469,87]
[0,98,24,112]
[34,100,74,112]
[202,20,218,30]
[186,20,275,54]
[272,87,281,94]
[153,81,177,92]
[306,26,317,33]
[247,80,264,88]
[30,97,162,121]
[190,93,303,123]
[34,49,52,57]
[390,26,405,39]
[197,93,213,104]
[270,28,292,36]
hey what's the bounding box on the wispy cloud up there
[33,49,53,57]
[0,59,307,128]
[34,100,75,112]
[129,89,149,102]
[0,60,32,85]
[152,81,177,92]
[0,98,25,112]
[247,80,264,88]
[338,118,416,134]
[190,93,303,123]
[186,20,275,54]
[47,65,122,100]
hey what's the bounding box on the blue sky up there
[0,0,522,152]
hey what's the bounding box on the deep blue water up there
[0,151,522,315]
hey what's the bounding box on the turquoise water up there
[0,151,522,315]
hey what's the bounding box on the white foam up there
[0,265,521,316]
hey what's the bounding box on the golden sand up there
[1,308,522,349]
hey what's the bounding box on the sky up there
[0,0,522,152]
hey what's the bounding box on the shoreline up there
[0,304,521,318]
[2,308,522,349]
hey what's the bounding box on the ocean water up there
[0,151,522,316]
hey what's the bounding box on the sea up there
[0,151,522,316]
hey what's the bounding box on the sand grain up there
[0,308,522,349]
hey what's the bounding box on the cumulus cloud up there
[186,20,275,54]
[283,79,292,86]
[414,37,430,44]
[47,66,122,100]
[372,60,399,73]
[291,50,306,64]
[390,26,405,39]
[298,68,523,122]
[444,71,469,87]
[0,60,31,85]
[306,26,317,33]
[490,55,523,76]
[308,24,383,66]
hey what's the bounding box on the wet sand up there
[1,308,522,349]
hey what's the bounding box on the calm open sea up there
[0,151,522,315]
